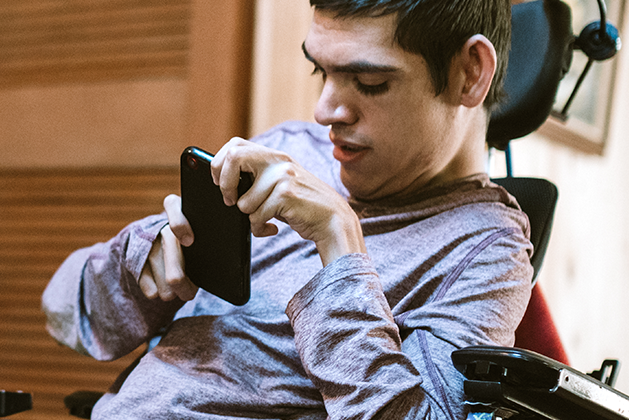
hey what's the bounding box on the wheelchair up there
[1,0,625,418]
[454,0,628,419]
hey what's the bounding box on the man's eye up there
[311,66,327,81]
[356,81,389,96]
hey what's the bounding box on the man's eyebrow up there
[301,42,400,74]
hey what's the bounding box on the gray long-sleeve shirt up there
[43,121,533,419]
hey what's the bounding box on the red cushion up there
[514,284,570,365]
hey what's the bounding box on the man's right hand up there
[138,195,199,302]
[212,138,366,266]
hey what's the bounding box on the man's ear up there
[457,35,497,108]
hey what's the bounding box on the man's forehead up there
[306,9,397,47]
[304,10,401,65]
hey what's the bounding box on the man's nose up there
[314,80,357,126]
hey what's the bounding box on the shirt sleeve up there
[286,228,532,420]
[42,214,185,361]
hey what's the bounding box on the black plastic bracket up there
[588,359,621,387]
[0,390,33,417]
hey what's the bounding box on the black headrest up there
[487,0,574,150]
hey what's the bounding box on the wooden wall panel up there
[0,0,191,86]
[249,0,320,137]
[0,0,254,170]
[0,1,255,417]
[187,0,254,153]
[0,168,179,419]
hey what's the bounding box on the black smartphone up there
[180,146,252,305]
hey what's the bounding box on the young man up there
[43,0,533,418]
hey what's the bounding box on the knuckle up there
[236,198,252,215]
[224,144,244,162]
[272,156,296,176]
[275,179,297,200]
[165,270,185,288]
[228,136,245,145]
[275,151,292,162]
[159,290,176,301]
[273,160,300,186]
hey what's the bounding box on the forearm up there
[286,254,450,419]
[42,214,184,360]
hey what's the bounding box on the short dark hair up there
[309,0,511,110]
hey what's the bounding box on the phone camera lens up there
[187,155,198,170]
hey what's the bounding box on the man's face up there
[304,10,473,202]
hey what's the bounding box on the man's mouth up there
[329,130,370,163]
[332,141,369,163]
[339,143,364,152]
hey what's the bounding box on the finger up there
[212,138,268,208]
[236,164,276,215]
[214,142,248,207]
[248,187,290,240]
[247,189,284,239]
[161,225,198,301]
[250,220,279,238]
[232,165,284,238]
[211,137,247,177]
[175,278,198,301]
[139,263,159,300]
[211,138,246,183]
[148,232,177,301]
[163,194,194,247]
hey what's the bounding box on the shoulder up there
[420,175,531,240]
[358,174,530,239]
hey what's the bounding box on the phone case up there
[180,146,252,305]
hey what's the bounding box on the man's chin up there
[340,170,382,202]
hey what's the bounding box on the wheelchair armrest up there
[452,346,629,420]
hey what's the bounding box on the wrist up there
[317,211,366,266]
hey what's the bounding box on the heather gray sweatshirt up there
[43,121,533,420]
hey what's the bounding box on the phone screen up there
[180,146,252,305]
